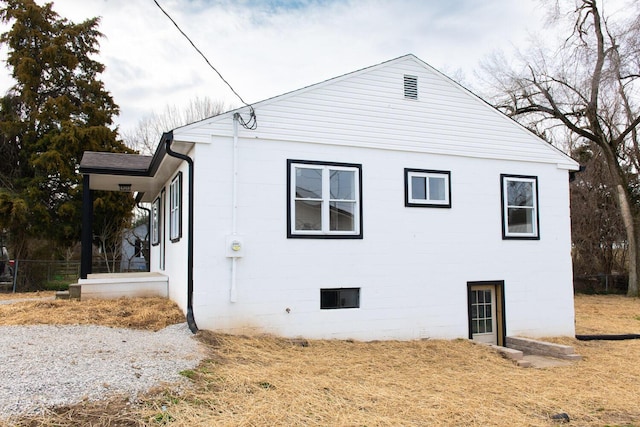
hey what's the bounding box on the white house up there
[79,54,579,344]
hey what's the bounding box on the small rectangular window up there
[169,172,182,242]
[501,174,539,239]
[288,160,363,239]
[404,74,418,100]
[405,169,451,208]
[320,288,360,309]
[151,197,161,246]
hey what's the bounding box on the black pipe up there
[164,131,198,334]
[576,334,640,341]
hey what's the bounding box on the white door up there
[470,285,497,345]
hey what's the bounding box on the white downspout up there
[230,113,239,302]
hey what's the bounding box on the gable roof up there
[173,54,579,171]
[82,54,579,200]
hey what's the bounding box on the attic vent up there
[404,75,418,100]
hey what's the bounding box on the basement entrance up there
[467,281,505,346]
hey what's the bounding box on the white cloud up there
[0,0,548,133]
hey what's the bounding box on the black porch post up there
[80,174,93,279]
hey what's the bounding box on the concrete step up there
[55,291,70,300]
[476,342,529,367]
[506,336,582,360]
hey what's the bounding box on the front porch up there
[75,272,168,299]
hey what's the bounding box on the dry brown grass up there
[3,293,640,426]
[0,296,184,331]
[575,293,640,334]
[0,290,55,301]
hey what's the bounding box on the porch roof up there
[79,135,193,202]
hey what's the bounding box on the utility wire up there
[153,0,257,130]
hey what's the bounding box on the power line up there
[152,0,257,130]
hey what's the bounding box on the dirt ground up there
[0,293,639,427]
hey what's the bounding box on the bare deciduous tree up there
[480,0,640,296]
[122,96,227,154]
[570,144,627,276]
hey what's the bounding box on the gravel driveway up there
[0,323,205,420]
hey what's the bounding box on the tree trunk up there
[615,184,639,296]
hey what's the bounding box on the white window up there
[169,173,182,242]
[288,160,362,238]
[405,169,451,207]
[501,174,539,239]
[151,197,161,246]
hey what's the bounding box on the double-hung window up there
[405,168,451,207]
[151,197,161,246]
[288,160,362,238]
[169,172,182,242]
[501,174,539,239]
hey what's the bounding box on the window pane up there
[477,320,486,334]
[330,170,355,200]
[411,176,426,200]
[320,289,339,309]
[428,177,446,201]
[508,207,533,233]
[485,319,493,333]
[507,180,533,207]
[295,200,321,230]
[151,201,159,244]
[477,290,484,303]
[296,168,322,198]
[330,201,355,231]
[339,289,360,308]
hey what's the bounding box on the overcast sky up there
[0,0,552,134]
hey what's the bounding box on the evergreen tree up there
[0,0,134,260]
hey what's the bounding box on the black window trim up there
[287,159,364,239]
[169,171,183,243]
[500,173,540,240]
[320,287,361,310]
[404,168,452,208]
[151,196,161,246]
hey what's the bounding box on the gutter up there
[163,131,198,334]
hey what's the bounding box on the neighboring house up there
[120,223,148,272]
[79,54,579,344]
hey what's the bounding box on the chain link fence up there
[2,259,125,293]
[573,274,628,294]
